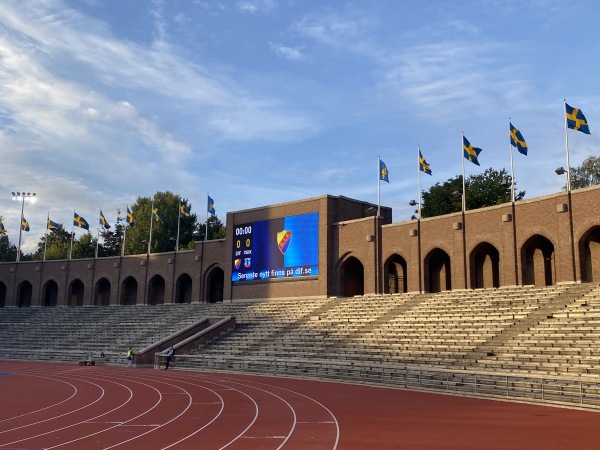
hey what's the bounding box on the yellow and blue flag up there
[179,201,191,220]
[463,136,482,166]
[21,216,30,232]
[0,221,6,234]
[99,210,111,229]
[510,123,528,156]
[419,150,432,175]
[566,103,591,134]
[73,212,89,230]
[379,159,389,183]
[152,207,165,223]
[207,195,216,215]
[47,218,60,230]
[126,207,135,228]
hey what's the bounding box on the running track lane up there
[0,361,599,449]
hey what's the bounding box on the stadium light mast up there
[12,192,37,262]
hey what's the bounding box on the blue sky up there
[0,0,598,254]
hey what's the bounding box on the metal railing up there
[170,356,600,410]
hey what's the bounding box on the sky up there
[0,0,598,254]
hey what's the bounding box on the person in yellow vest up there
[127,347,133,367]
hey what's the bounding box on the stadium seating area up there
[1,283,599,379]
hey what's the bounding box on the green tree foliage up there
[421,168,525,218]
[32,225,71,260]
[569,155,600,189]
[123,191,199,255]
[72,232,97,259]
[0,216,16,262]
[196,215,226,241]
[99,210,125,256]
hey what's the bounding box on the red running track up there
[0,361,598,449]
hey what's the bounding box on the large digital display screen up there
[232,211,319,282]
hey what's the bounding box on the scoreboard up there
[232,212,319,282]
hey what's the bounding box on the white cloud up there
[268,42,306,61]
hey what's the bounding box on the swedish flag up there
[207,195,216,215]
[152,207,165,223]
[510,123,528,156]
[47,218,60,230]
[126,207,135,228]
[179,202,191,220]
[463,136,482,166]
[73,212,89,230]
[99,210,111,229]
[419,150,432,175]
[21,216,30,232]
[0,221,6,234]
[379,159,389,183]
[566,103,591,134]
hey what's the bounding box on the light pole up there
[12,192,37,262]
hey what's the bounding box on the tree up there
[421,168,525,218]
[32,226,71,260]
[99,210,125,257]
[569,156,600,189]
[123,191,199,255]
[0,217,17,262]
[195,215,226,241]
[71,232,98,259]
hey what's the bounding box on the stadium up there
[1,185,600,448]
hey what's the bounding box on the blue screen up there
[232,212,319,282]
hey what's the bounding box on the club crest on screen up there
[277,229,292,255]
[234,259,241,269]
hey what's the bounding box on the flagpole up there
[148,202,154,255]
[417,146,422,219]
[43,213,49,262]
[176,198,181,253]
[122,206,128,257]
[377,156,381,217]
[461,133,466,212]
[564,99,572,192]
[69,210,75,260]
[205,193,209,241]
[509,119,516,204]
[95,208,100,259]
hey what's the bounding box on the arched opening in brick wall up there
[384,254,407,294]
[68,279,85,307]
[95,278,111,306]
[521,235,554,286]
[17,281,32,307]
[341,257,364,297]
[43,280,59,307]
[424,248,451,293]
[206,267,224,303]
[121,276,138,305]
[147,275,165,305]
[0,281,6,307]
[579,226,600,283]
[175,273,193,303]
[470,243,500,289]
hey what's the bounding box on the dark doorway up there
[470,243,500,289]
[148,275,165,305]
[0,282,6,307]
[385,255,407,294]
[69,279,85,307]
[44,280,59,307]
[95,278,111,306]
[207,267,224,303]
[17,281,32,307]
[580,226,600,283]
[342,257,364,297]
[121,277,138,305]
[425,249,451,293]
[176,273,193,303]
[522,235,555,286]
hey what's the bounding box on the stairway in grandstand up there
[1,283,600,378]
[185,283,600,377]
